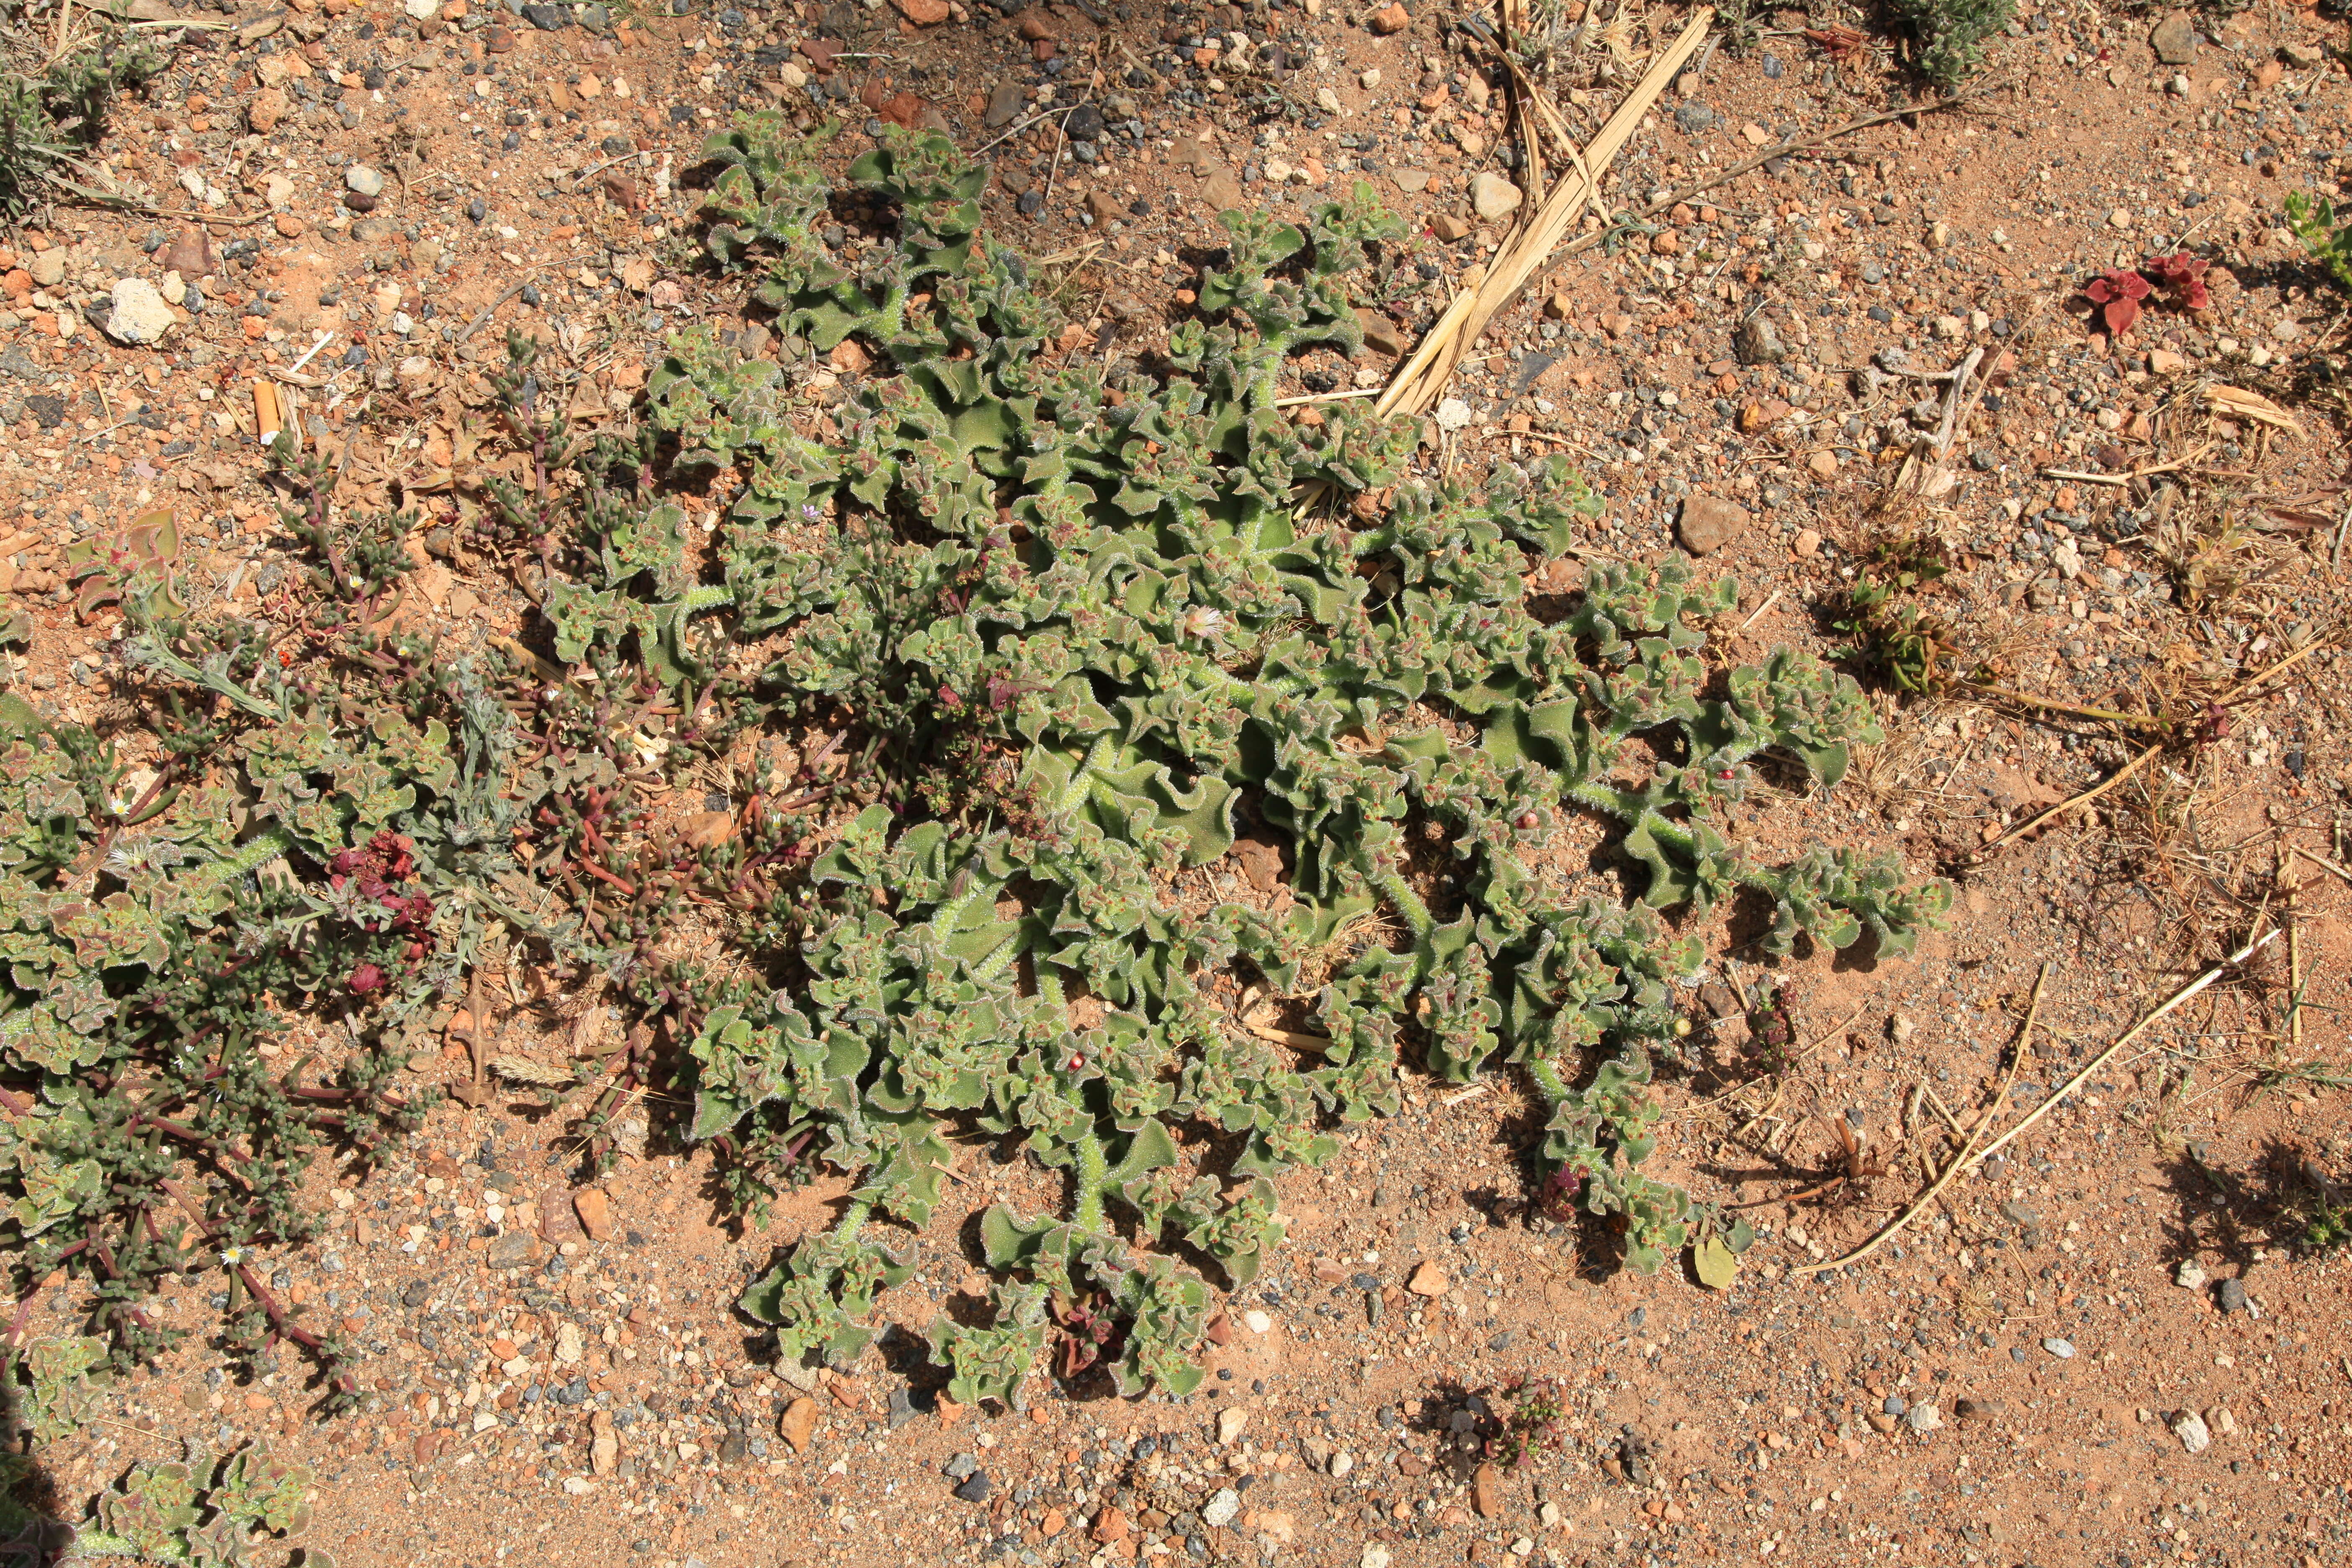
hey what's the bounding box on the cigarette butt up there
[253,380,280,446]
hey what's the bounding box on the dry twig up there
[1970,928,2281,1167]
[1795,964,2050,1277]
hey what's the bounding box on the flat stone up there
[103,278,174,346]
[984,81,1025,128]
[1407,1261,1448,1296]
[1216,1408,1249,1446]
[345,164,385,198]
[1732,315,1785,365]
[1432,399,1473,432]
[2150,11,2197,64]
[1202,1488,1241,1528]
[1199,170,1243,212]
[891,0,949,22]
[28,251,64,288]
[2170,1410,2210,1454]
[572,1187,611,1241]
[161,228,213,277]
[954,1471,993,1503]
[1677,495,1749,555]
[521,1,570,26]
[2174,1259,2207,1289]
[1470,172,1522,222]
[248,85,289,133]
[403,0,441,18]
[1429,212,1472,242]
[1392,168,1432,193]
[1356,306,1405,357]
[485,1230,538,1269]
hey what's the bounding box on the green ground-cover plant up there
[58,1439,323,1565]
[656,118,1949,1402]
[0,112,1947,1441]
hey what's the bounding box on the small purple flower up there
[800,503,825,523]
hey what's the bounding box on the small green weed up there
[1829,535,1958,692]
[2286,191,2352,294]
[0,42,162,221]
[1885,0,2014,89]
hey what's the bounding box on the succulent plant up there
[0,110,1944,1432]
[657,120,1948,1403]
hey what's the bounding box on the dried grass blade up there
[1376,9,1715,420]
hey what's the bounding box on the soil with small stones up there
[6,0,2352,1565]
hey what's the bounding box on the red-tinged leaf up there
[2182,280,2210,310]
[2102,296,2141,335]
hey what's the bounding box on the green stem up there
[1071,1130,1109,1235]
[1367,859,1433,940]
[970,929,1028,985]
[1527,1056,1570,1106]
[1057,733,1117,814]
[878,282,910,340]
[834,1197,872,1248]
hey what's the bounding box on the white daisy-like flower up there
[1181,605,1227,640]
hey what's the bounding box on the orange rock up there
[1407,1260,1447,1296]
[1369,2,1410,33]
[1091,1506,1131,1544]
[1040,1509,1067,1538]
[779,1396,818,1454]
[572,1187,611,1241]
[491,1337,519,1360]
[1473,1461,1501,1518]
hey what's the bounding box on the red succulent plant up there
[2083,253,2213,338]
[2144,251,2211,309]
[2084,268,2151,335]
